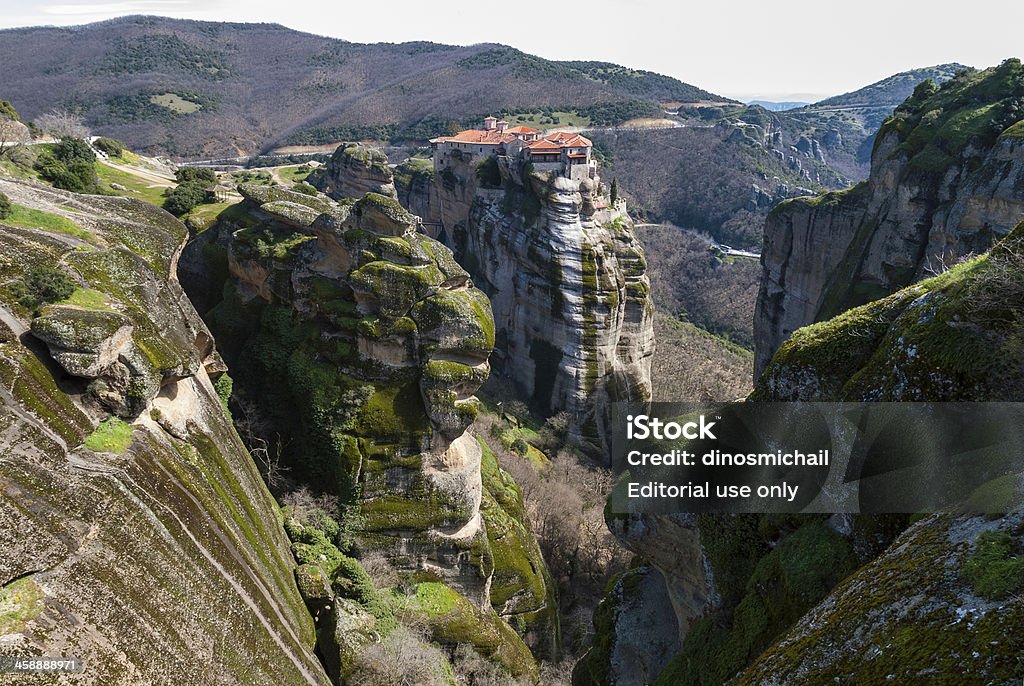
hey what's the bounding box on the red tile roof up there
[430,129,516,144]
[546,132,593,147]
[431,122,592,151]
[504,125,541,134]
[525,139,562,151]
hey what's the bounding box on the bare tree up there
[249,434,291,490]
[234,395,292,491]
[349,626,450,686]
[281,486,340,520]
[35,109,90,140]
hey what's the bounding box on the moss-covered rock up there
[392,581,538,679]
[705,223,1024,685]
[31,305,133,377]
[479,438,560,658]
[260,200,324,228]
[574,567,680,686]
[351,192,420,237]
[756,59,1024,375]
[756,222,1024,401]
[195,171,546,675]
[734,515,1024,685]
[315,143,398,201]
[238,182,345,217]
[0,177,327,685]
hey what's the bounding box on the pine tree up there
[610,177,618,204]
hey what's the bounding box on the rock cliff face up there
[314,143,398,200]
[735,223,1024,683]
[735,512,1024,685]
[755,59,1024,376]
[580,224,1024,686]
[0,178,327,684]
[574,514,718,686]
[190,181,558,675]
[400,148,655,456]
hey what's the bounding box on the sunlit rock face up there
[756,61,1024,377]
[408,149,655,458]
[0,178,328,685]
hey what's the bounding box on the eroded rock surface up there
[314,143,398,201]
[0,178,327,685]
[756,60,1024,376]
[403,149,655,457]
[192,180,558,673]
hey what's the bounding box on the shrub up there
[510,437,528,456]
[502,400,530,423]
[93,137,125,157]
[11,265,76,311]
[5,144,38,171]
[175,167,216,185]
[163,181,209,215]
[54,138,96,165]
[475,156,502,188]
[964,530,1024,600]
[349,626,450,686]
[213,373,233,419]
[293,182,318,196]
[0,100,19,121]
[0,191,11,220]
[33,137,102,193]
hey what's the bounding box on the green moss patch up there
[964,530,1024,600]
[60,288,111,311]
[391,582,537,678]
[84,416,135,453]
[2,204,91,241]
[0,577,44,635]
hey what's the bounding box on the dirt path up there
[102,159,175,188]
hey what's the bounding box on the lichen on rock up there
[403,143,655,458]
[195,162,560,672]
[0,177,327,685]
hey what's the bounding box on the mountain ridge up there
[0,15,729,158]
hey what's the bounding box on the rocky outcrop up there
[217,183,494,594]
[0,178,327,684]
[755,59,1024,376]
[572,566,682,686]
[754,220,1024,402]
[592,223,1024,686]
[733,224,1024,683]
[574,514,717,686]
[735,512,1024,685]
[315,143,398,200]
[194,181,557,674]
[0,116,31,145]
[407,149,655,457]
[394,156,437,221]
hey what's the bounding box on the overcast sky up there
[2,0,1022,101]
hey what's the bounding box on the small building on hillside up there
[430,117,596,182]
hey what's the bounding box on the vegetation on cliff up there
[756,221,1024,401]
[0,177,326,683]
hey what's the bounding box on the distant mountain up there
[774,63,970,179]
[0,16,730,158]
[812,63,969,108]
[747,100,810,112]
